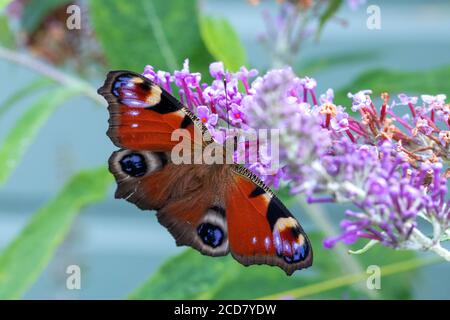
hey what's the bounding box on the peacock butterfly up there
[97,70,313,275]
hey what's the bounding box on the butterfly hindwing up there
[109,148,230,257]
[226,169,313,275]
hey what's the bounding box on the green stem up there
[0,78,53,118]
[142,0,177,71]
[0,46,104,106]
[410,228,450,261]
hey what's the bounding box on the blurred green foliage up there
[0,167,112,299]
[199,16,247,71]
[0,15,14,48]
[20,0,71,33]
[129,232,421,300]
[0,78,52,118]
[90,0,213,74]
[0,86,79,185]
[0,0,13,11]
[335,66,450,107]
[298,51,379,75]
[317,0,343,39]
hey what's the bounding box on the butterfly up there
[97,70,313,275]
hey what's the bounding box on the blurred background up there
[0,0,449,299]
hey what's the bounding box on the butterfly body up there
[98,70,313,275]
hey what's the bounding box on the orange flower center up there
[319,103,337,117]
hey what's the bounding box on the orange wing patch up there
[226,176,275,256]
[109,107,197,151]
[226,172,312,275]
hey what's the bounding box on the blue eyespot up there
[197,223,223,248]
[283,242,308,263]
[119,153,147,177]
[112,76,131,96]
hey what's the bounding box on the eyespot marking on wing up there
[112,75,162,108]
[273,217,309,263]
[110,150,168,180]
[119,153,147,177]
[197,222,224,248]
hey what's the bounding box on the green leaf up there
[214,235,420,300]
[298,51,378,76]
[348,239,379,255]
[0,15,15,48]
[0,166,113,299]
[0,0,13,11]
[129,250,238,300]
[259,256,440,300]
[20,0,72,33]
[0,78,53,118]
[129,232,423,299]
[0,87,79,185]
[335,66,450,109]
[90,0,213,74]
[199,16,247,72]
[316,0,343,39]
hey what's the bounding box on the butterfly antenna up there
[224,78,230,133]
[224,78,235,159]
[224,77,238,157]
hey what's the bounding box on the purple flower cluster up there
[143,60,284,183]
[143,59,256,131]
[346,0,367,11]
[323,142,447,248]
[142,60,450,259]
[243,68,332,192]
[257,0,367,67]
